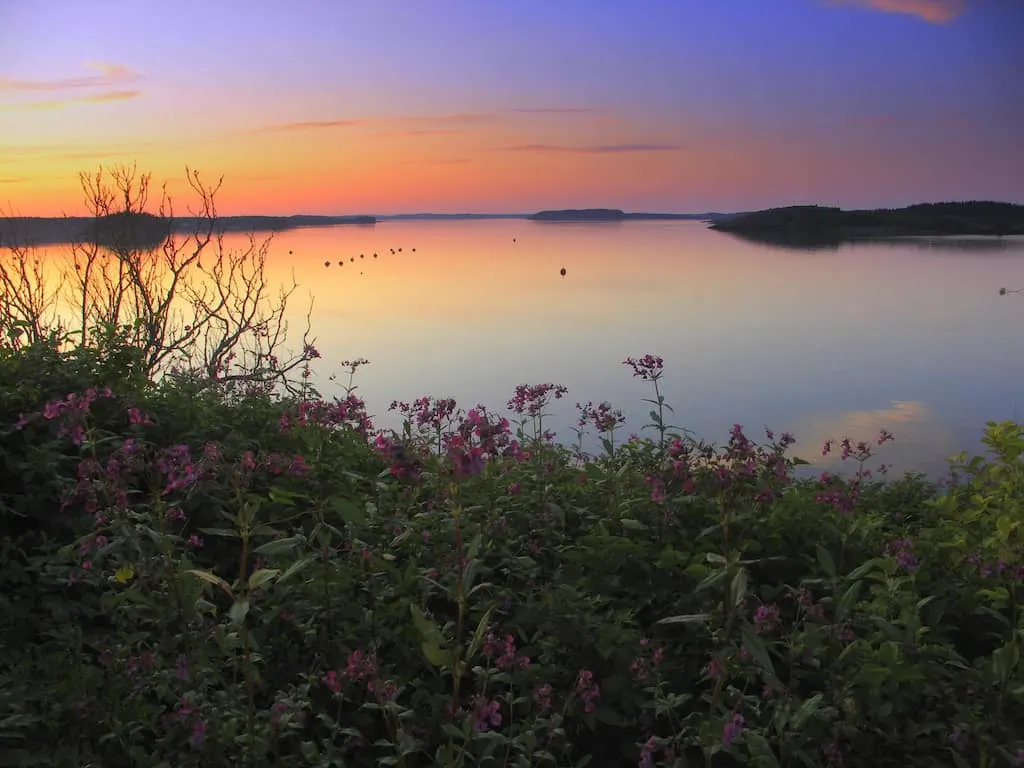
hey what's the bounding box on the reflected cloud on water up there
[789,400,963,478]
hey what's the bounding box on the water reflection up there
[788,400,962,477]
[10,219,1024,478]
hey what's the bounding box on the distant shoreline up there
[527,208,720,222]
[0,210,716,246]
[0,214,376,247]
[709,202,1024,246]
[3,202,1022,248]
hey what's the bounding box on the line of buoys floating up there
[317,246,416,274]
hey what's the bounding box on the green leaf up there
[185,569,233,599]
[846,558,881,580]
[816,545,836,578]
[268,486,304,505]
[229,599,250,627]
[410,604,446,648]
[706,552,727,565]
[253,535,305,556]
[421,641,451,668]
[744,731,781,768]
[656,613,710,626]
[197,527,239,539]
[620,518,647,531]
[695,569,729,593]
[467,605,496,660]
[248,568,280,591]
[462,558,482,596]
[837,581,862,620]
[466,533,483,560]
[740,626,780,689]
[330,497,367,526]
[276,555,316,586]
[791,693,824,730]
[730,567,748,609]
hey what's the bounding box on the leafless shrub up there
[0,163,316,393]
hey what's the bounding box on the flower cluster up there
[507,383,568,416]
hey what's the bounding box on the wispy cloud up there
[399,112,498,125]
[6,89,143,111]
[251,113,496,133]
[500,143,684,154]
[2,141,158,165]
[376,129,467,137]
[252,109,604,135]
[513,107,605,115]
[0,177,30,184]
[399,157,472,165]
[0,62,142,110]
[0,62,140,92]
[251,119,365,133]
[824,0,967,23]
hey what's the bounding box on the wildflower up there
[471,696,502,732]
[324,670,342,694]
[343,650,377,684]
[753,603,780,634]
[623,354,664,381]
[647,475,666,504]
[706,658,724,679]
[189,720,207,748]
[127,407,151,425]
[577,400,626,434]
[722,712,744,745]
[369,680,398,703]
[495,633,530,670]
[886,539,919,572]
[533,683,552,713]
[575,669,601,713]
[639,736,658,768]
[271,701,288,724]
[507,383,568,416]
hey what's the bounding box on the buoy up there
[560,267,566,276]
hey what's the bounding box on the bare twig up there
[0,163,316,390]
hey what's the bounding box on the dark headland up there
[0,213,376,248]
[710,201,1024,247]
[529,208,721,222]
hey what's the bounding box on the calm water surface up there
[32,220,1024,477]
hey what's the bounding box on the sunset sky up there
[1,0,1022,216]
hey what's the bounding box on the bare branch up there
[0,164,316,391]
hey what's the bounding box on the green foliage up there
[1,341,1023,767]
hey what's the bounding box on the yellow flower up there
[114,564,135,584]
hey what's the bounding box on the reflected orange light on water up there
[9,221,1024,478]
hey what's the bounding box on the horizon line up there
[7,200,1023,221]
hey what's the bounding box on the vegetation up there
[529,209,713,222]
[711,201,1024,247]
[3,167,1024,767]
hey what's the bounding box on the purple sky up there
[1,0,1022,214]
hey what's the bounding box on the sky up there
[1,0,1022,216]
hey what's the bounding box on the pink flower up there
[472,696,502,732]
[723,712,744,745]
